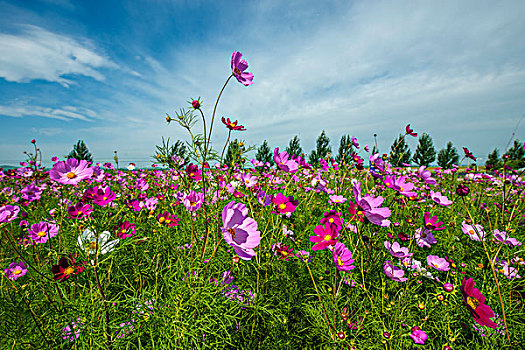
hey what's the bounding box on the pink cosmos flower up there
[384,241,411,259]
[28,221,59,244]
[156,211,180,227]
[185,164,202,182]
[424,212,445,231]
[0,205,20,223]
[67,203,93,220]
[461,221,486,241]
[272,193,297,214]
[427,255,450,271]
[409,326,428,344]
[231,51,254,86]
[221,201,261,260]
[4,261,28,281]
[333,242,355,272]
[406,124,418,137]
[413,227,437,248]
[116,221,136,239]
[21,183,43,201]
[309,223,338,251]
[241,173,257,188]
[353,182,391,227]
[460,277,498,328]
[273,148,298,173]
[320,210,343,230]
[418,166,436,185]
[92,187,117,206]
[430,190,453,206]
[383,260,407,282]
[49,159,93,185]
[493,229,522,247]
[383,175,416,198]
[183,191,204,212]
[329,195,347,205]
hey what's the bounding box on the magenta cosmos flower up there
[426,255,450,271]
[309,223,338,251]
[272,193,297,214]
[460,277,498,328]
[4,261,28,281]
[92,187,117,206]
[424,212,445,231]
[116,221,136,239]
[28,221,59,244]
[0,205,20,223]
[183,191,204,212]
[320,210,343,230]
[406,124,418,137]
[409,326,428,344]
[383,260,407,282]
[231,51,254,86]
[332,242,355,272]
[49,159,93,185]
[221,201,261,260]
[384,241,411,259]
[67,203,93,220]
[273,148,299,173]
[353,182,391,227]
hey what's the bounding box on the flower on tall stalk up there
[272,193,298,214]
[51,255,84,282]
[77,229,119,255]
[185,164,202,182]
[353,182,391,227]
[383,260,407,282]
[4,261,28,281]
[221,117,246,131]
[28,221,59,244]
[272,243,294,261]
[92,187,117,206]
[460,277,498,328]
[273,148,299,173]
[231,51,254,86]
[406,124,418,137]
[424,212,445,231]
[463,147,477,161]
[0,205,20,223]
[309,222,339,251]
[493,229,521,247]
[221,201,261,260]
[418,166,436,185]
[321,210,344,230]
[116,221,136,239]
[333,242,355,272]
[49,158,93,185]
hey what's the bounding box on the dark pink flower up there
[67,203,93,220]
[424,212,445,231]
[463,147,477,161]
[92,187,117,206]
[409,326,428,344]
[4,261,28,281]
[156,211,180,227]
[28,221,59,244]
[231,51,254,86]
[309,223,338,251]
[116,221,136,239]
[320,210,343,230]
[406,124,418,137]
[221,117,246,131]
[186,164,202,182]
[460,277,498,328]
[272,193,297,214]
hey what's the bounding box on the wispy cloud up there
[0,24,117,87]
[0,104,95,121]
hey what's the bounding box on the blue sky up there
[1,0,524,168]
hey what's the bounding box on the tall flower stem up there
[306,263,334,340]
[93,263,112,349]
[205,74,233,157]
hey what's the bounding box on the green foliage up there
[67,140,93,164]
[503,139,525,169]
[255,140,274,166]
[152,137,190,169]
[335,134,354,166]
[389,134,411,167]
[412,133,436,167]
[437,141,459,169]
[308,130,331,166]
[486,148,502,170]
[285,135,303,158]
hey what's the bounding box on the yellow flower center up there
[228,227,236,239]
[467,296,479,310]
[399,186,404,192]
[468,229,475,235]
[89,241,97,250]
[357,211,363,216]
[66,172,77,179]
[63,267,75,275]
[278,203,287,210]
[190,201,197,207]
[158,217,165,224]
[337,257,344,266]
[14,269,22,275]
[324,234,332,241]
[103,196,108,201]
[234,67,242,75]
[329,218,334,223]
[282,251,288,256]
[37,231,47,237]
[190,173,194,177]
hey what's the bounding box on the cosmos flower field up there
[1,52,524,350]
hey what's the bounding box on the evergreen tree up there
[503,139,525,169]
[389,134,411,167]
[255,140,273,166]
[437,141,459,169]
[485,148,502,170]
[67,140,93,164]
[285,135,303,158]
[335,134,354,165]
[412,133,436,167]
[308,130,331,166]
[152,137,189,168]
[224,139,246,168]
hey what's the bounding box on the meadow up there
[1,51,524,350]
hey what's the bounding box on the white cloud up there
[0,105,95,121]
[0,25,118,87]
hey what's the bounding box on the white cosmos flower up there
[77,229,119,255]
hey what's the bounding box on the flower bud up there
[192,100,200,109]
